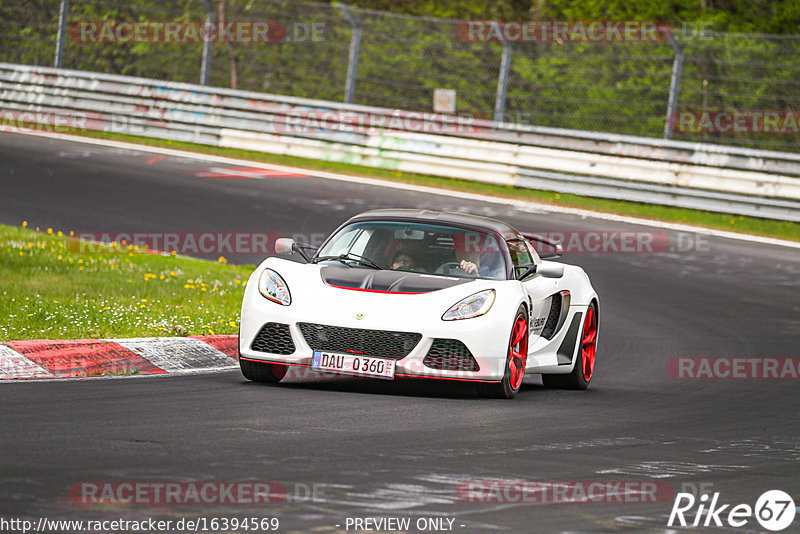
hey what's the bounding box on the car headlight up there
[258,269,291,305]
[442,289,495,321]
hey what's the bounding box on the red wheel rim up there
[581,307,597,383]
[508,313,528,390]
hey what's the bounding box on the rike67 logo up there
[668,490,796,531]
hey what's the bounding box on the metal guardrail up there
[2,62,800,222]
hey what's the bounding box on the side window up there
[507,239,533,267]
[524,239,541,263]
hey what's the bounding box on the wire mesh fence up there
[1,0,799,152]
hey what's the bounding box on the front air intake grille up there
[298,323,421,360]
[423,339,480,372]
[250,323,296,355]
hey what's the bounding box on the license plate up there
[311,351,395,380]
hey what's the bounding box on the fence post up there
[336,3,361,104]
[200,0,215,86]
[493,40,512,123]
[664,33,684,139]
[54,0,70,68]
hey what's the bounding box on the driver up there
[453,232,505,278]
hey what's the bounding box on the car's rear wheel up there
[240,357,287,384]
[483,305,528,399]
[542,302,597,390]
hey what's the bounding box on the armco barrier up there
[2,62,800,221]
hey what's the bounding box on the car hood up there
[320,265,473,294]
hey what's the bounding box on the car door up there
[507,238,560,339]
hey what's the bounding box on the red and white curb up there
[0,335,238,380]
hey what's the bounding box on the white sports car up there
[238,209,599,398]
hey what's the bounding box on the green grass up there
[0,224,252,341]
[72,129,800,242]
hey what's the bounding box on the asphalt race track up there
[1,131,800,533]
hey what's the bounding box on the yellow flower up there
[218,256,227,263]
[22,221,27,227]
[170,271,176,276]
[159,274,165,280]
[57,231,63,237]
[47,228,53,234]
[171,251,177,256]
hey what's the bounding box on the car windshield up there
[315,221,508,280]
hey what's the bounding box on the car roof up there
[345,209,521,238]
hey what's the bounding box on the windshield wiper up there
[312,253,384,270]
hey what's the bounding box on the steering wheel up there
[435,261,466,276]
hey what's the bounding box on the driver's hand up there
[460,260,478,274]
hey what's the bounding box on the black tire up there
[482,305,529,399]
[239,357,286,384]
[542,302,597,390]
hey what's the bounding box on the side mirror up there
[537,263,564,278]
[275,238,295,255]
[275,237,316,262]
[515,262,564,280]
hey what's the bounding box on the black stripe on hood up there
[320,265,472,294]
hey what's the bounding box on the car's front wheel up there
[240,357,287,384]
[482,305,529,399]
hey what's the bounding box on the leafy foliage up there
[1,0,799,150]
